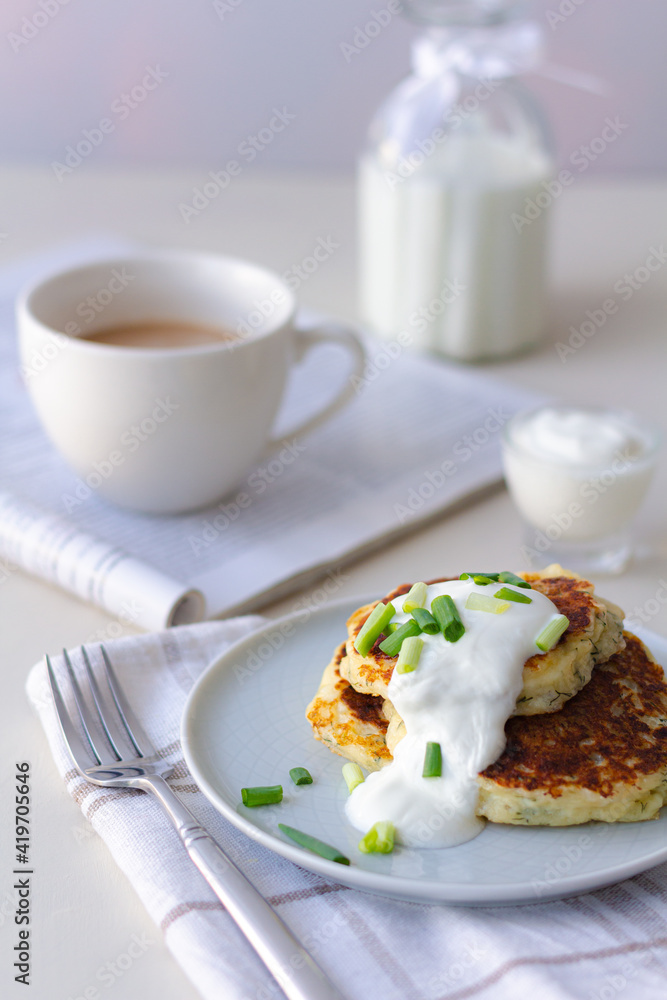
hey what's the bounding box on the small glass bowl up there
[501,405,660,575]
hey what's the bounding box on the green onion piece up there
[385,622,401,634]
[358,821,395,854]
[379,619,421,656]
[289,767,312,786]
[395,636,424,674]
[355,601,396,656]
[241,785,283,807]
[460,572,500,581]
[402,581,428,613]
[278,823,350,865]
[422,741,442,778]
[410,607,439,634]
[498,570,532,589]
[431,595,465,642]
[342,762,364,794]
[494,587,532,604]
[535,614,569,652]
[472,574,497,586]
[465,592,510,614]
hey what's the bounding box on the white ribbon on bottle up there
[411,20,543,80]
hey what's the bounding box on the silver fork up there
[47,645,345,1000]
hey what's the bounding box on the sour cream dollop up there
[501,406,659,541]
[508,407,642,467]
[345,578,562,849]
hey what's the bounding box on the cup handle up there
[261,321,365,456]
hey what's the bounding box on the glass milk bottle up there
[359,0,554,361]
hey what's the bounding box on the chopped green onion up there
[395,636,424,674]
[460,572,500,581]
[494,587,532,604]
[355,601,396,656]
[431,595,465,642]
[385,622,401,634]
[358,821,395,854]
[241,785,283,807]
[342,762,365,794]
[472,574,497,586]
[465,592,510,614]
[289,767,312,786]
[422,742,442,778]
[402,581,428,613]
[410,607,439,634]
[535,614,569,652]
[498,571,532,589]
[379,619,421,656]
[278,823,350,865]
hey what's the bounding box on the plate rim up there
[181,594,667,906]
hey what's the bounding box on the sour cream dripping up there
[345,578,564,848]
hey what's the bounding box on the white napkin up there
[27,619,667,1000]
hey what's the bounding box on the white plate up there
[181,597,667,906]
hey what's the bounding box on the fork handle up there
[134,774,346,1000]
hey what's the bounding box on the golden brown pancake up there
[477,633,667,824]
[309,633,667,826]
[340,565,625,716]
[306,644,392,771]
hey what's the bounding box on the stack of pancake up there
[307,566,667,826]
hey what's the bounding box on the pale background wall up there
[0,0,664,175]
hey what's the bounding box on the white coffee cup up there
[17,251,366,514]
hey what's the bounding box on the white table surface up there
[1,166,666,1000]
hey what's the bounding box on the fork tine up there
[62,647,117,764]
[47,655,100,769]
[80,646,131,760]
[99,645,154,758]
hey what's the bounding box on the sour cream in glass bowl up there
[501,405,660,574]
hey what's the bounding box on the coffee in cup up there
[79,319,243,349]
[17,251,366,514]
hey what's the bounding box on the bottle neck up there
[401,0,529,29]
[411,20,542,81]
